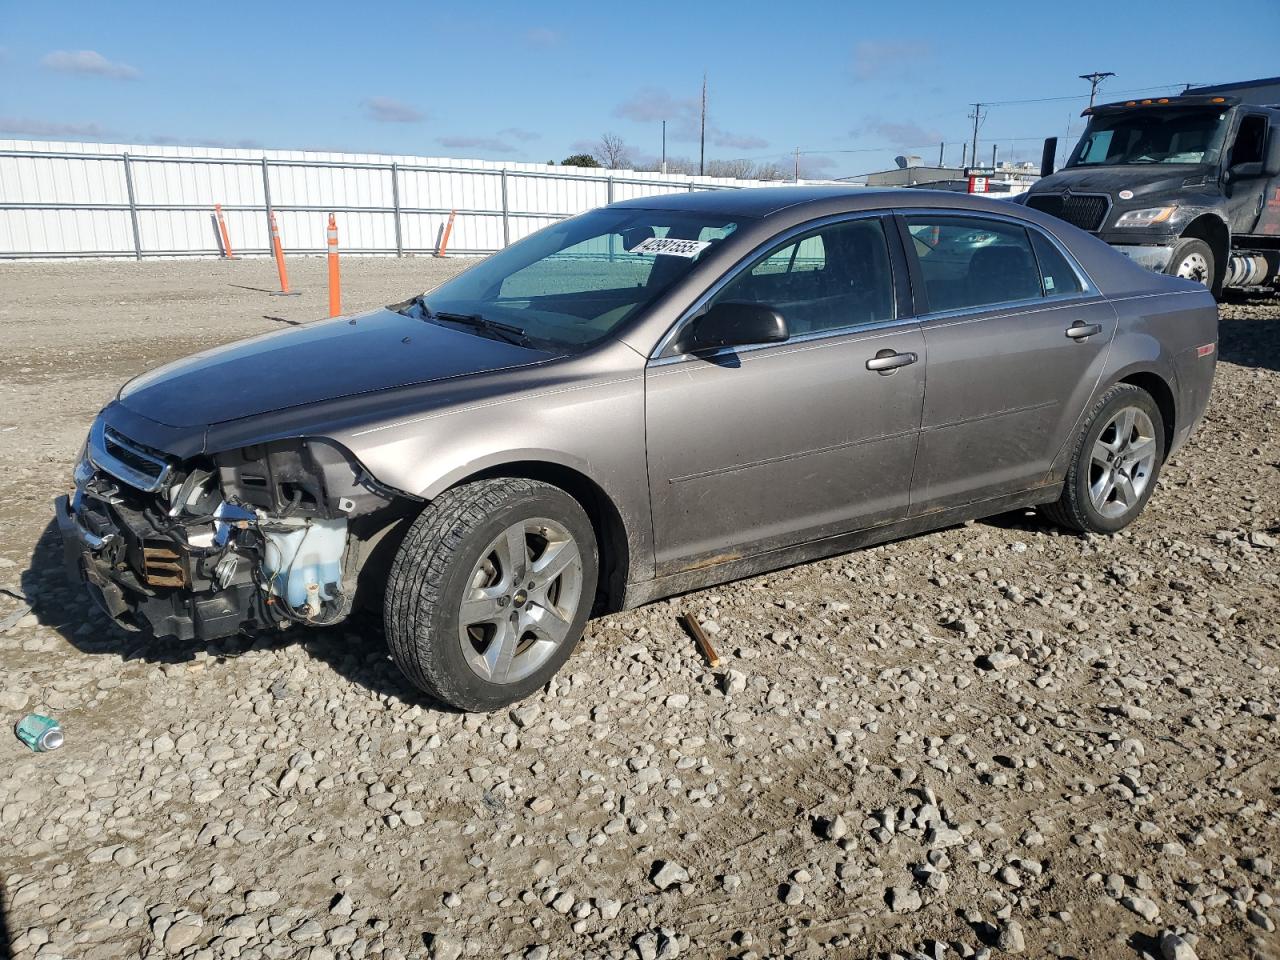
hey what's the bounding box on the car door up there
[898,211,1117,514]
[644,214,925,577]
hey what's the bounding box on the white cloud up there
[613,87,768,153]
[438,135,514,153]
[525,27,561,47]
[363,97,425,123]
[497,127,540,142]
[849,39,930,82]
[859,117,944,149]
[0,116,113,138]
[41,49,140,80]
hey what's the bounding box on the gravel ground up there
[0,258,1277,960]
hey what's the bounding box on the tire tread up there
[384,477,547,709]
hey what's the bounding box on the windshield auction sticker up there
[628,237,711,258]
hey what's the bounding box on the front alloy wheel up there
[457,518,584,685]
[384,478,598,711]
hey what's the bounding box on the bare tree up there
[706,158,756,180]
[752,162,789,181]
[594,133,632,170]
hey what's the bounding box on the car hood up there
[118,307,558,428]
[1028,163,1218,201]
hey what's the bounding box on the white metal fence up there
[0,140,826,260]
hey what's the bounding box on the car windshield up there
[1066,108,1230,167]
[406,208,741,349]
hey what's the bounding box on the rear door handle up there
[1066,322,1103,340]
[866,350,918,373]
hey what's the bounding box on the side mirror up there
[1039,136,1058,178]
[682,300,789,353]
[1226,160,1264,184]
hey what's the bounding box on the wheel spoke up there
[484,618,520,683]
[1126,436,1156,464]
[531,537,580,587]
[1091,439,1114,467]
[458,589,504,626]
[1115,474,1137,508]
[1090,468,1114,508]
[524,602,572,647]
[1113,409,1136,450]
[499,523,529,581]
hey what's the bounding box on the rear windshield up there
[410,208,741,349]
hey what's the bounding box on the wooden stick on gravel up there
[680,612,722,668]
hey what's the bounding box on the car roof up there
[609,185,1024,219]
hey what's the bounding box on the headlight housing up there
[1114,205,1177,228]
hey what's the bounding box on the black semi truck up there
[1021,77,1280,296]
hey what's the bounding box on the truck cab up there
[1023,88,1280,296]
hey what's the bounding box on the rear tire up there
[384,478,598,712]
[1042,383,1165,534]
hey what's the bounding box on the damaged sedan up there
[59,187,1218,711]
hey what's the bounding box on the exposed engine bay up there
[56,419,412,642]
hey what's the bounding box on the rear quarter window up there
[1029,230,1084,297]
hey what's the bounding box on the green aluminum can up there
[15,713,64,752]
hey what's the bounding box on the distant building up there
[861,159,1039,196]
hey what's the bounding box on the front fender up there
[331,345,654,583]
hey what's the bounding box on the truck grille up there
[1026,192,1110,232]
[90,422,173,493]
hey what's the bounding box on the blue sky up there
[1,0,1276,178]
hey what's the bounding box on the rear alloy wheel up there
[1042,383,1166,534]
[384,478,598,711]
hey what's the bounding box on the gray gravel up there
[0,259,1277,959]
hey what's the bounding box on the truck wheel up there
[1041,383,1165,534]
[1165,238,1218,294]
[384,478,598,712]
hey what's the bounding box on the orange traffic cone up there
[327,214,341,318]
[436,209,456,258]
[269,212,299,296]
[214,203,238,259]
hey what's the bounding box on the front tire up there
[1042,384,1165,534]
[1165,237,1219,296]
[384,478,598,711]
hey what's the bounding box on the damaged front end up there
[56,417,410,642]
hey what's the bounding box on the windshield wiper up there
[434,311,531,346]
[404,296,531,346]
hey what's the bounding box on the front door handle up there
[1066,322,1103,340]
[866,350,918,373]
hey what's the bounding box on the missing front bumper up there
[55,494,260,643]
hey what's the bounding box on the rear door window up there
[904,215,1043,312]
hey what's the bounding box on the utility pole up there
[699,73,707,177]
[1079,71,1115,107]
[938,141,944,167]
[794,147,800,182]
[967,103,983,173]
[991,144,997,169]
[661,120,667,174]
